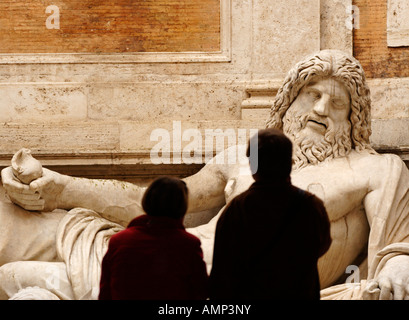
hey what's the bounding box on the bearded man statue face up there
[283,77,353,170]
[266,49,375,171]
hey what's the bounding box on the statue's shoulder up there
[359,150,403,163]
[348,149,407,175]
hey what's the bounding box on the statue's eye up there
[308,90,321,100]
[332,98,346,109]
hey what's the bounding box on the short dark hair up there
[246,129,293,180]
[142,176,188,219]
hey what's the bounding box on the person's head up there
[246,128,293,181]
[142,176,188,219]
[266,49,375,170]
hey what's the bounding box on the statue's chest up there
[226,160,369,222]
[291,164,368,221]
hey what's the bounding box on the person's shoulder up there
[108,227,134,245]
[222,190,251,216]
[230,188,251,202]
[292,186,325,209]
[109,217,144,243]
[180,229,203,248]
[291,185,314,199]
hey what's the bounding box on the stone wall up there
[0,0,407,181]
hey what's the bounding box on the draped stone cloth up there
[55,208,124,300]
[1,208,124,300]
[3,205,409,299]
[10,286,61,300]
[321,243,409,299]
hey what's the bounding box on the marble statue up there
[1,49,409,300]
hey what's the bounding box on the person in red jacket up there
[99,176,208,300]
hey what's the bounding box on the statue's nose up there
[313,94,330,117]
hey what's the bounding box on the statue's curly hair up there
[266,49,375,153]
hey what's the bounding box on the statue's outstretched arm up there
[1,164,145,227]
[1,146,237,226]
[183,145,240,214]
[183,164,227,214]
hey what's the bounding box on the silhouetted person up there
[99,176,208,300]
[209,129,332,300]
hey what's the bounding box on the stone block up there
[371,119,409,149]
[88,82,246,121]
[368,78,409,120]
[251,0,320,77]
[0,122,119,155]
[0,85,87,123]
[387,0,409,47]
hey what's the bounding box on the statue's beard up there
[283,108,352,171]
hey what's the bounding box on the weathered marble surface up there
[387,0,409,47]
[0,50,409,300]
[0,0,407,172]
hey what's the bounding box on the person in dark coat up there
[209,129,332,300]
[99,176,208,300]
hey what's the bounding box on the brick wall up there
[0,0,220,53]
[353,0,409,78]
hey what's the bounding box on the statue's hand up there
[363,255,409,300]
[1,166,44,211]
[29,167,70,212]
[1,166,68,212]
